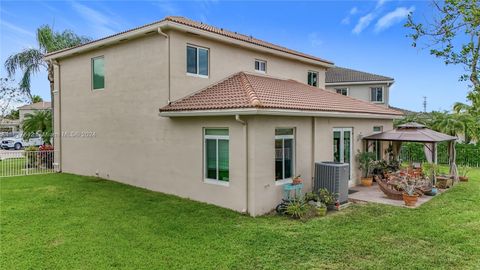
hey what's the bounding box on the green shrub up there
[285,200,308,219]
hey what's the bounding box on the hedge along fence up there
[400,142,480,167]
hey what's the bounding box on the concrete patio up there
[348,182,443,208]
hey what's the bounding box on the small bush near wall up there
[400,142,480,167]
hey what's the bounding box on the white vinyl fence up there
[0,150,55,177]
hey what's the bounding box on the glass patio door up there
[333,128,353,180]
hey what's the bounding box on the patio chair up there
[375,175,403,200]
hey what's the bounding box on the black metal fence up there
[400,142,480,167]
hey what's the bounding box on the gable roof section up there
[17,102,51,110]
[45,16,333,66]
[326,66,394,84]
[160,72,403,117]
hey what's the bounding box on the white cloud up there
[374,6,415,32]
[0,20,34,37]
[341,17,350,25]
[350,7,358,15]
[353,13,374,34]
[153,1,179,15]
[71,1,120,37]
[308,32,323,47]
[376,0,386,9]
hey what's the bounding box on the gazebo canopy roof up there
[363,122,457,143]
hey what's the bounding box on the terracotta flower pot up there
[292,177,303,185]
[361,177,373,187]
[402,193,419,207]
[459,176,469,182]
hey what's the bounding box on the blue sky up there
[0,0,470,112]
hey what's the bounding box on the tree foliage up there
[405,0,480,104]
[4,25,90,102]
[0,78,27,120]
[22,110,52,145]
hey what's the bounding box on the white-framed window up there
[187,45,209,77]
[373,126,383,133]
[204,128,229,186]
[335,88,348,96]
[254,59,267,73]
[275,128,295,184]
[371,87,384,103]
[91,56,105,90]
[307,71,318,87]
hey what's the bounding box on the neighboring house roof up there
[17,102,51,110]
[45,16,333,66]
[388,106,416,115]
[326,66,394,84]
[160,72,403,117]
[0,118,20,126]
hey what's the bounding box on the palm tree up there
[430,111,465,137]
[22,110,52,145]
[4,25,90,103]
[31,95,43,103]
[453,99,480,142]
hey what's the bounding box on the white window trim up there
[335,88,349,96]
[370,87,384,103]
[275,130,295,185]
[91,56,105,91]
[254,59,267,74]
[203,129,229,186]
[373,126,383,133]
[186,44,209,78]
[333,127,353,180]
[308,71,319,87]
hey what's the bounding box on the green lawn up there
[1,170,480,269]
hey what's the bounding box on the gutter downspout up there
[311,117,315,191]
[158,27,171,104]
[51,60,62,172]
[235,115,249,215]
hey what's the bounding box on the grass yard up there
[1,170,480,269]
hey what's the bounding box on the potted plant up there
[355,151,376,186]
[401,181,419,207]
[315,202,327,216]
[292,175,303,185]
[459,166,471,182]
[318,188,337,210]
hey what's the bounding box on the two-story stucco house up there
[45,16,402,216]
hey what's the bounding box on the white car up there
[0,133,43,150]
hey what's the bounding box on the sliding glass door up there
[333,128,352,180]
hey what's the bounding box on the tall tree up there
[0,78,26,122]
[4,25,90,104]
[405,0,480,106]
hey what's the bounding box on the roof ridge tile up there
[239,73,262,107]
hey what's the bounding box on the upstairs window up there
[187,45,209,77]
[92,56,105,90]
[307,71,318,87]
[336,88,348,96]
[254,59,267,73]
[371,87,384,103]
[204,128,229,184]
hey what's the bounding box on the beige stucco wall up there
[167,29,327,102]
[246,116,393,215]
[325,83,390,107]
[53,30,395,216]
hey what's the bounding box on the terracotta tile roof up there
[326,66,393,83]
[46,16,333,65]
[160,72,403,116]
[17,102,51,110]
